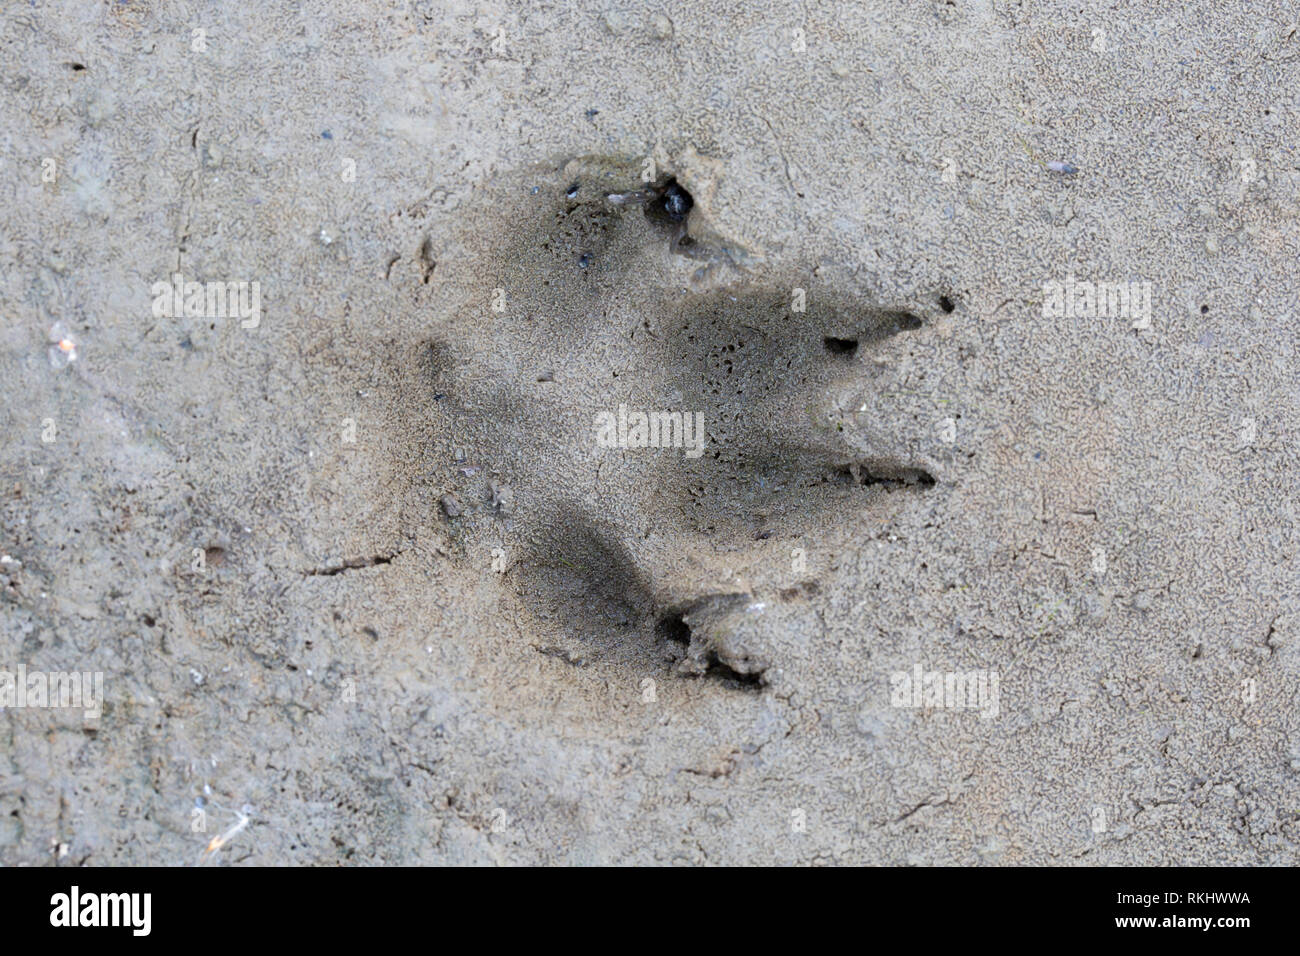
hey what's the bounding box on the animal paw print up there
[425,155,953,693]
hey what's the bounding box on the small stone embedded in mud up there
[661,181,693,222]
[440,494,462,518]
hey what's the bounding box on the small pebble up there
[488,480,514,515]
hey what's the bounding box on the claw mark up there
[302,551,404,576]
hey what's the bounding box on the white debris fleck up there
[47,322,77,368]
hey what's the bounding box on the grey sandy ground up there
[1,1,1298,864]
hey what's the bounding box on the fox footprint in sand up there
[427,157,954,691]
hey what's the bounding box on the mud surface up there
[1,1,1298,864]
